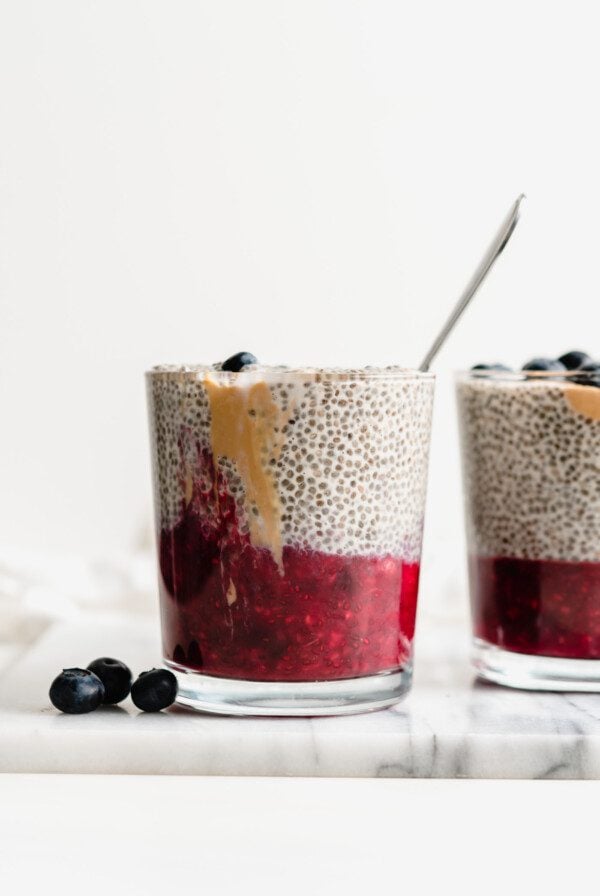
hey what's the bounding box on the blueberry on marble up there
[131,668,178,712]
[221,352,258,372]
[522,358,566,372]
[49,668,105,714]
[87,657,132,704]
[558,350,592,370]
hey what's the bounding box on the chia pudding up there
[457,363,600,664]
[146,360,434,709]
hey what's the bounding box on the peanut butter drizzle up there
[564,384,600,421]
[184,471,194,506]
[204,376,288,571]
[226,579,237,606]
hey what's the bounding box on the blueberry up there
[578,361,600,372]
[49,668,105,714]
[221,352,258,372]
[131,668,178,712]
[471,363,511,372]
[558,350,592,370]
[522,358,566,372]
[87,657,132,704]
[573,361,600,387]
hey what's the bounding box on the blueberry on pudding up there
[521,357,566,372]
[221,352,258,372]
[558,350,592,370]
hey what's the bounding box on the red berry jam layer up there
[471,555,600,659]
[159,501,419,682]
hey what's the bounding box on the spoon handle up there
[419,193,525,372]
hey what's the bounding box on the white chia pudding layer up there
[147,365,435,560]
[457,375,600,562]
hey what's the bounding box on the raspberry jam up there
[471,555,600,659]
[158,503,419,683]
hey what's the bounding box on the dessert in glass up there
[146,354,434,715]
[457,351,600,690]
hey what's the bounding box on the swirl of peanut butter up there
[564,383,600,421]
[203,375,289,571]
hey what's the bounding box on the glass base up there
[473,638,600,692]
[165,662,412,716]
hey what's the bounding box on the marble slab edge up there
[1,614,600,779]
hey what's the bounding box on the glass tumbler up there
[147,364,434,715]
[457,367,600,691]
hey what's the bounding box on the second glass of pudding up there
[147,364,434,715]
[457,367,600,690]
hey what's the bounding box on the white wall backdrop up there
[1,1,600,613]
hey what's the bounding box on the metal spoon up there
[419,193,525,372]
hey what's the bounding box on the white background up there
[2,0,600,615]
[1,775,598,895]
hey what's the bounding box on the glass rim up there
[456,368,599,383]
[146,364,436,383]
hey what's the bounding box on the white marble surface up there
[2,611,600,778]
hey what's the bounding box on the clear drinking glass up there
[147,364,434,715]
[457,367,600,690]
